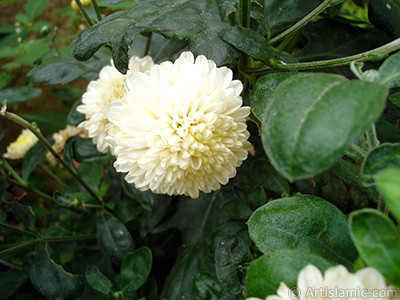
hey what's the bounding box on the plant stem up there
[75,0,94,26]
[365,124,379,150]
[245,37,400,72]
[239,0,251,28]
[0,238,41,259]
[0,222,37,237]
[270,0,336,45]
[91,0,102,22]
[144,32,152,56]
[1,158,25,186]
[1,101,103,206]
[43,234,96,243]
[0,259,23,271]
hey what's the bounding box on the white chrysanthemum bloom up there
[77,56,154,153]
[107,51,251,199]
[3,129,38,159]
[247,264,400,300]
[46,125,88,165]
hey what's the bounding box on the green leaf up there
[0,87,41,108]
[332,159,380,202]
[30,246,84,300]
[67,136,108,163]
[261,73,388,181]
[374,169,400,223]
[349,209,400,286]
[121,247,152,292]
[106,0,126,4]
[8,202,37,231]
[0,271,29,300]
[192,271,233,300]
[139,278,158,300]
[23,113,67,134]
[362,143,400,182]
[28,56,102,85]
[246,250,334,298]
[72,0,240,74]
[24,0,49,20]
[85,266,113,296]
[247,194,358,269]
[250,10,271,40]
[51,87,83,99]
[220,26,276,66]
[264,0,323,35]
[215,234,252,296]
[97,210,135,262]
[389,91,400,107]
[375,51,400,88]
[369,0,400,38]
[250,73,299,122]
[67,98,85,126]
[22,141,47,181]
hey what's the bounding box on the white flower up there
[248,264,400,300]
[77,56,154,153]
[3,128,38,159]
[46,125,88,165]
[107,51,251,199]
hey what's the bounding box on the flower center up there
[171,116,195,138]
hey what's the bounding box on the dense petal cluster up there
[46,125,88,165]
[77,56,154,153]
[247,264,400,300]
[3,128,38,159]
[106,52,250,198]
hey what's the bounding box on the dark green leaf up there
[362,143,400,182]
[22,141,47,181]
[28,56,102,85]
[192,271,233,300]
[215,234,252,295]
[0,87,41,107]
[67,98,85,126]
[389,91,400,107]
[374,169,400,223]
[376,120,400,143]
[349,209,400,286]
[52,87,83,99]
[72,0,240,73]
[23,113,67,134]
[121,247,152,292]
[261,73,388,181]
[139,278,158,300]
[97,210,135,262]
[72,137,108,163]
[264,0,323,35]
[8,202,37,231]
[369,0,400,38]
[250,10,271,40]
[30,246,84,300]
[319,171,349,212]
[0,271,29,300]
[332,159,380,202]
[250,73,299,122]
[123,180,163,211]
[24,0,49,20]
[85,266,113,296]
[220,26,276,66]
[247,194,358,269]
[246,250,334,298]
[159,191,232,299]
[53,192,89,208]
[250,158,289,196]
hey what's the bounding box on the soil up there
[0,0,87,155]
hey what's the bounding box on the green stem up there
[239,0,251,28]
[245,37,400,72]
[144,32,152,56]
[1,158,25,186]
[0,222,37,237]
[90,0,102,22]
[43,234,96,243]
[365,124,379,150]
[271,0,336,45]
[0,259,23,271]
[0,238,41,259]
[1,102,103,206]
[75,0,94,26]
